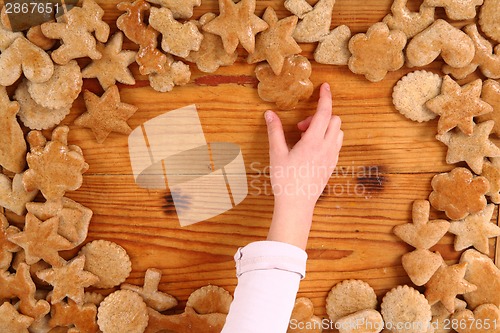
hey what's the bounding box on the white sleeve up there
[221,241,308,333]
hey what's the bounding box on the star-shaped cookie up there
[74,85,138,144]
[425,262,477,313]
[0,302,34,332]
[426,76,493,135]
[476,80,500,136]
[36,255,100,304]
[449,204,500,255]
[436,120,500,174]
[202,0,269,54]
[247,7,301,75]
[82,32,137,89]
[8,213,73,267]
[393,200,450,250]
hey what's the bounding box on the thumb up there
[265,110,288,157]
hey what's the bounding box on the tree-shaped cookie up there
[41,0,110,64]
[393,200,449,285]
[449,204,500,255]
[23,126,89,201]
[121,268,178,312]
[437,121,500,174]
[429,167,489,220]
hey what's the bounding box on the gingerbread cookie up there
[348,22,407,82]
[145,0,201,19]
[381,285,432,333]
[393,200,450,250]
[74,85,138,143]
[0,86,26,174]
[425,262,477,313]
[145,306,227,333]
[292,0,335,43]
[97,290,149,333]
[314,25,352,66]
[247,7,302,75]
[8,213,73,267]
[0,173,38,216]
[41,0,110,64]
[0,37,54,87]
[149,7,203,58]
[477,80,500,136]
[23,126,89,201]
[255,55,313,110]
[436,121,500,175]
[430,168,489,220]
[288,298,322,333]
[424,0,483,20]
[449,204,500,255]
[326,279,378,323]
[121,268,178,312]
[185,13,238,73]
[27,60,83,110]
[383,0,435,38]
[392,70,442,122]
[148,59,191,93]
[37,255,100,304]
[82,32,137,89]
[79,240,132,289]
[14,80,71,131]
[426,76,493,135]
[452,304,500,333]
[479,0,500,43]
[406,19,475,68]
[202,0,268,54]
[460,249,500,308]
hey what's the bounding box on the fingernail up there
[324,83,331,91]
[264,110,273,123]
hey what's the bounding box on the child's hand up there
[265,83,343,249]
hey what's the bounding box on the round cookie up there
[326,279,378,322]
[381,285,432,333]
[97,290,149,333]
[392,70,442,122]
[79,240,132,289]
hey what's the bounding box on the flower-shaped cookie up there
[23,126,89,201]
[255,55,313,110]
[429,167,489,220]
[41,0,110,64]
[348,22,407,82]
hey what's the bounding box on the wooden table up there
[7,0,499,330]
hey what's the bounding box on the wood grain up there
[1,0,498,332]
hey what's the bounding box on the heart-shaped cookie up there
[0,37,54,87]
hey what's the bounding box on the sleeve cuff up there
[233,241,308,279]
